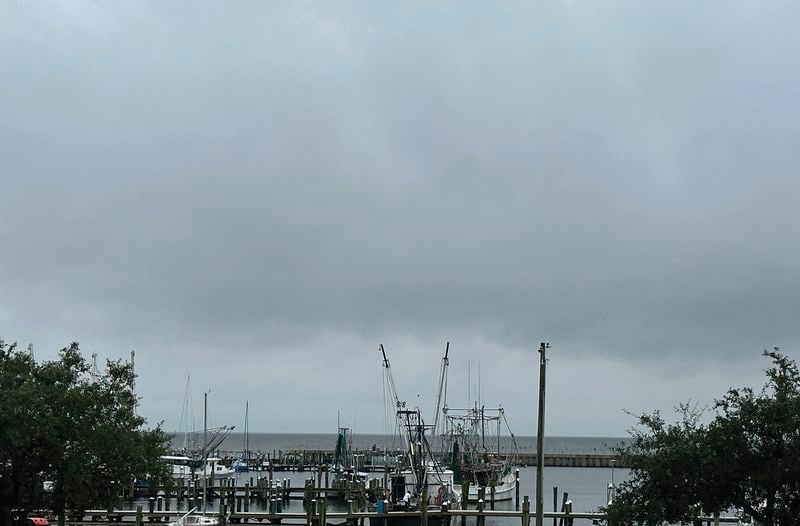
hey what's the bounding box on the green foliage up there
[606,350,800,526]
[0,340,171,526]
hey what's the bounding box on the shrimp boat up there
[330,423,371,503]
[161,455,236,478]
[440,404,519,502]
[433,344,520,502]
[170,376,236,478]
[390,407,460,505]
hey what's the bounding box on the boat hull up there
[465,473,516,502]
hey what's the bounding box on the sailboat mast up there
[245,400,249,463]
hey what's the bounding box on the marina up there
[141,345,628,525]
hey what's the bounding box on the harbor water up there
[158,433,630,520]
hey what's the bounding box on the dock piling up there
[522,496,530,526]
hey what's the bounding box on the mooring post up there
[490,486,495,510]
[382,499,389,526]
[135,505,143,526]
[552,487,558,526]
[442,501,450,526]
[324,467,329,489]
[307,498,316,526]
[421,486,429,526]
[460,482,469,526]
[564,500,573,526]
[515,469,520,511]
[347,499,354,526]
[477,498,484,526]
[522,496,530,526]
[558,492,569,526]
[317,497,326,526]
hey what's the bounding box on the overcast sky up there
[2,1,799,437]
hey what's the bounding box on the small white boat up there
[161,455,235,478]
[464,471,516,502]
[168,509,219,526]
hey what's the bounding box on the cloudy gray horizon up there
[2,1,799,436]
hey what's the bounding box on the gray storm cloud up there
[1,1,798,433]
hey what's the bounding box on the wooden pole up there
[203,391,208,515]
[522,496,530,526]
[421,486,429,526]
[535,342,549,526]
[460,482,469,526]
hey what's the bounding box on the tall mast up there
[431,341,450,437]
[380,344,401,411]
[179,375,194,450]
[244,400,249,462]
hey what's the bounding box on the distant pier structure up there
[218,448,627,469]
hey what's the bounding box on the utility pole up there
[203,390,208,514]
[536,342,550,526]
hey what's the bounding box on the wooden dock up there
[63,505,742,526]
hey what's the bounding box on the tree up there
[0,341,171,526]
[606,350,800,526]
[711,350,800,525]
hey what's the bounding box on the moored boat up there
[168,508,219,526]
[161,455,236,478]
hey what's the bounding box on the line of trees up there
[0,341,171,526]
[605,349,800,526]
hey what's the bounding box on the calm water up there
[137,466,625,524]
[161,433,629,521]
